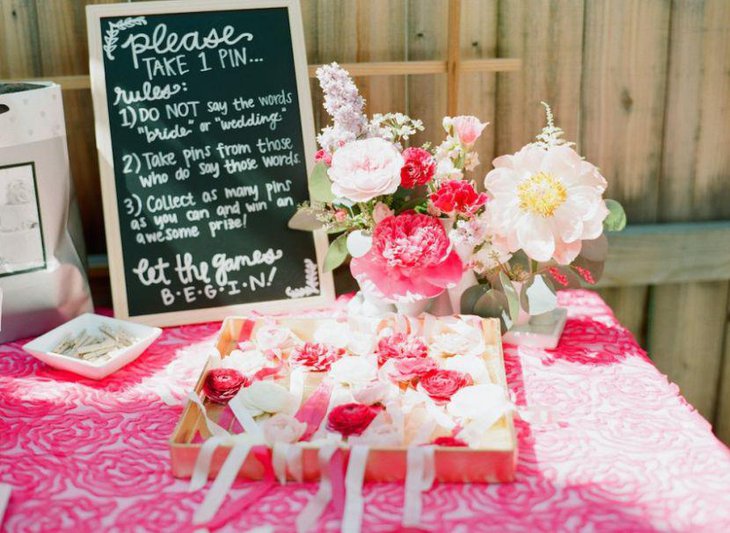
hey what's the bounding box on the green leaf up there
[309,163,335,203]
[460,284,491,314]
[323,233,349,272]
[546,265,583,289]
[604,199,627,232]
[288,209,324,232]
[473,289,512,333]
[498,271,520,323]
[519,274,557,315]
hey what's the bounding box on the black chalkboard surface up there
[87,0,333,325]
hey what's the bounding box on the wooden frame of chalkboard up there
[87,0,334,326]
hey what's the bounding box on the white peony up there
[447,384,510,430]
[327,138,403,202]
[221,348,275,376]
[484,144,609,264]
[443,354,490,384]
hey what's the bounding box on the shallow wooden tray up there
[170,316,517,483]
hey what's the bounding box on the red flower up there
[400,147,436,189]
[432,436,468,447]
[203,368,249,404]
[375,333,428,366]
[419,369,472,403]
[290,342,344,371]
[314,149,332,166]
[389,356,438,383]
[429,180,488,216]
[327,403,379,437]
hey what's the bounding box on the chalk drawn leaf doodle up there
[103,17,147,61]
[285,259,320,298]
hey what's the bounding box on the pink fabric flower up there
[350,213,463,301]
[386,356,438,383]
[327,403,379,437]
[431,436,468,447]
[327,138,403,202]
[451,115,488,146]
[375,333,428,366]
[430,180,488,217]
[203,368,249,404]
[289,342,344,372]
[314,149,332,166]
[419,369,473,403]
[400,147,436,189]
[372,202,394,223]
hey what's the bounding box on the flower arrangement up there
[290,63,626,329]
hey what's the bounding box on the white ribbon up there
[402,445,436,527]
[341,445,369,533]
[287,444,304,482]
[272,442,289,485]
[289,367,306,412]
[296,443,338,533]
[228,394,265,439]
[193,440,253,525]
[190,435,226,492]
[188,392,230,438]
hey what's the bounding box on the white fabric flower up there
[443,354,490,384]
[447,384,510,429]
[254,324,295,351]
[429,320,486,358]
[329,356,377,388]
[236,381,298,417]
[352,380,395,406]
[327,138,403,202]
[484,144,609,264]
[313,320,350,349]
[221,348,275,376]
[261,413,307,445]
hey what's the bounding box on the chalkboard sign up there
[87,0,333,326]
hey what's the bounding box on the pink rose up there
[333,209,348,223]
[419,369,473,403]
[375,332,428,366]
[203,368,249,404]
[290,342,344,371]
[400,147,436,189]
[431,436,468,447]
[327,138,404,202]
[350,213,463,301]
[387,356,438,383]
[429,180,488,217]
[451,115,488,146]
[327,402,380,437]
[314,149,332,166]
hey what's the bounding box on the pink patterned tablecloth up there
[1,290,730,532]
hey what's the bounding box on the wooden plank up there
[0,0,41,78]
[598,222,730,287]
[407,0,448,150]
[649,0,730,428]
[445,0,461,116]
[580,0,671,344]
[495,0,585,156]
[458,0,498,176]
[715,298,730,442]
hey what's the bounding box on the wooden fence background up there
[1,0,729,442]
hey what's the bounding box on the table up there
[1,290,729,532]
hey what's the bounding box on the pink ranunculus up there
[327,138,404,202]
[429,180,488,217]
[350,213,463,302]
[451,115,488,146]
[400,147,436,189]
[290,342,344,372]
[419,369,473,403]
[327,402,379,437]
[375,332,428,367]
[314,149,332,166]
[203,368,249,404]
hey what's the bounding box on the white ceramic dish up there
[22,313,162,379]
